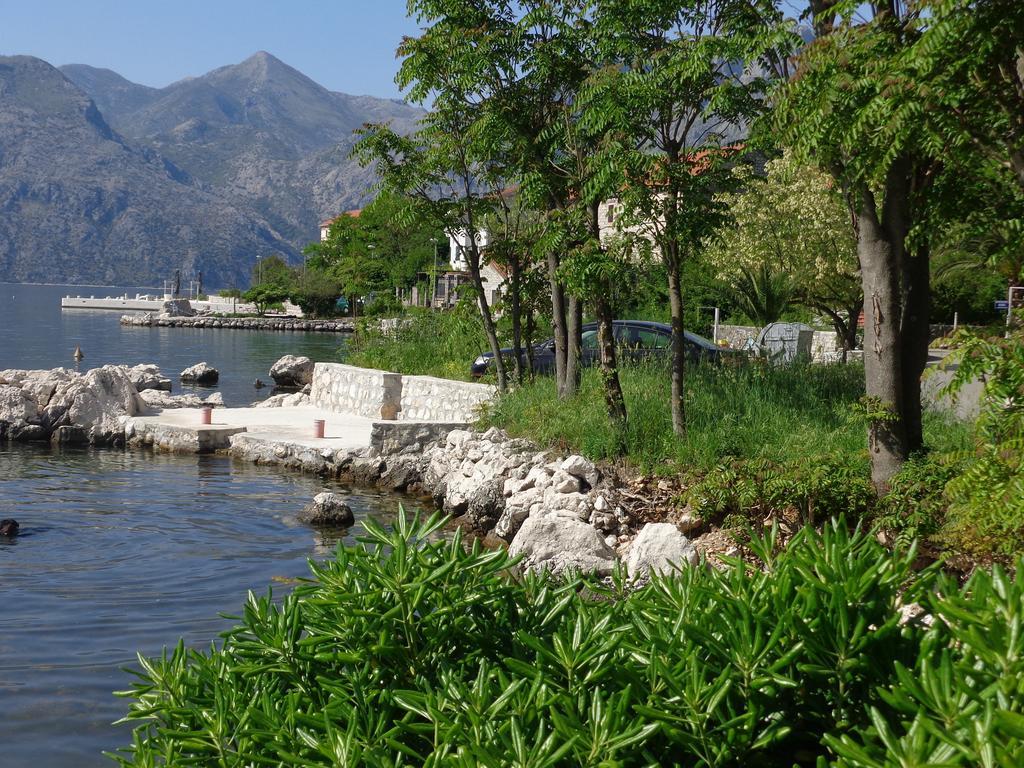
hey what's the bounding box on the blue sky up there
[0,0,421,99]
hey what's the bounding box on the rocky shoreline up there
[229,423,706,580]
[120,315,355,332]
[2,360,705,581]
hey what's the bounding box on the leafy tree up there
[707,154,862,354]
[242,283,290,316]
[289,270,343,318]
[775,1,940,492]
[905,0,1024,192]
[482,195,547,384]
[304,212,385,317]
[250,253,293,290]
[356,109,511,390]
[592,0,790,436]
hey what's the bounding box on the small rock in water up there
[0,519,19,536]
[254,379,265,389]
[180,362,219,386]
[298,492,354,527]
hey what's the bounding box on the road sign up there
[995,300,1010,310]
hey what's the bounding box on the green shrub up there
[347,304,489,380]
[685,457,874,526]
[112,511,965,767]
[938,330,1024,555]
[828,564,1024,767]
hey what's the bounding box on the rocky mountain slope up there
[62,52,423,251]
[0,55,295,287]
[0,53,422,286]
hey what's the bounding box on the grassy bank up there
[482,361,967,471]
[113,512,1024,767]
[346,305,488,380]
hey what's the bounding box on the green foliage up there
[938,329,1024,554]
[828,564,1024,767]
[250,254,293,289]
[288,270,343,318]
[242,283,289,316]
[706,153,861,333]
[685,457,874,526]
[347,304,489,381]
[114,511,958,767]
[485,360,881,471]
[873,455,966,551]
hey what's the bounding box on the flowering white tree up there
[707,152,862,355]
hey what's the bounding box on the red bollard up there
[313,419,325,439]
[200,406,213,425]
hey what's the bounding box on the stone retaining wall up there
[310,364,497,423]
[370,421,470,455]
[400,375,496,422]
[311,363,403,420]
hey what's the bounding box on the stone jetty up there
[120,315,354,332]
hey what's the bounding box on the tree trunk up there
[467,249,507,392]
[548,250,569,395]
[509,256,524,385]
[564,296,582,397]
[900,241,931,453]
[595,290,627,438]
[525,307,536,379]
[667,256,687,437]
[858,180,909,493]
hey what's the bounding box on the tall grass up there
[484,360,965,472]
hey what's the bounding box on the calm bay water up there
[0,283,410,766]
[0,282,347,404]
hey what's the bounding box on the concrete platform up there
[127,406,378,453]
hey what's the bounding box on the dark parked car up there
[471,320,734,378]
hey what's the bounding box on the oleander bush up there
[111,510,1024,767]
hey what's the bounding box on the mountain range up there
[0,51,423,287]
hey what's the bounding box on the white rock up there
[128,364,172,392]
[139,389,206,409]
[269,355,314,387]
[550,470,580,494]
[204,392,225,407]
[593,494,608,511]
[560,454,600,487]
[509,516,617,576]
[625,523,698,580]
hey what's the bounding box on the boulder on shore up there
[128,364,172,392]
[180,362,219,386]
[270,355,314,388]
[625,522,698,580]
[0,365,143,445]
[298,492,355,527]
[509,516,616,575]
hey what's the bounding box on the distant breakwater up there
[121,315,355,333]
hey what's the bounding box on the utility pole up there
[430,237,439,310]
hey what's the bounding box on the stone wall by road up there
[311,363,403,420]
[401,375,497,423]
